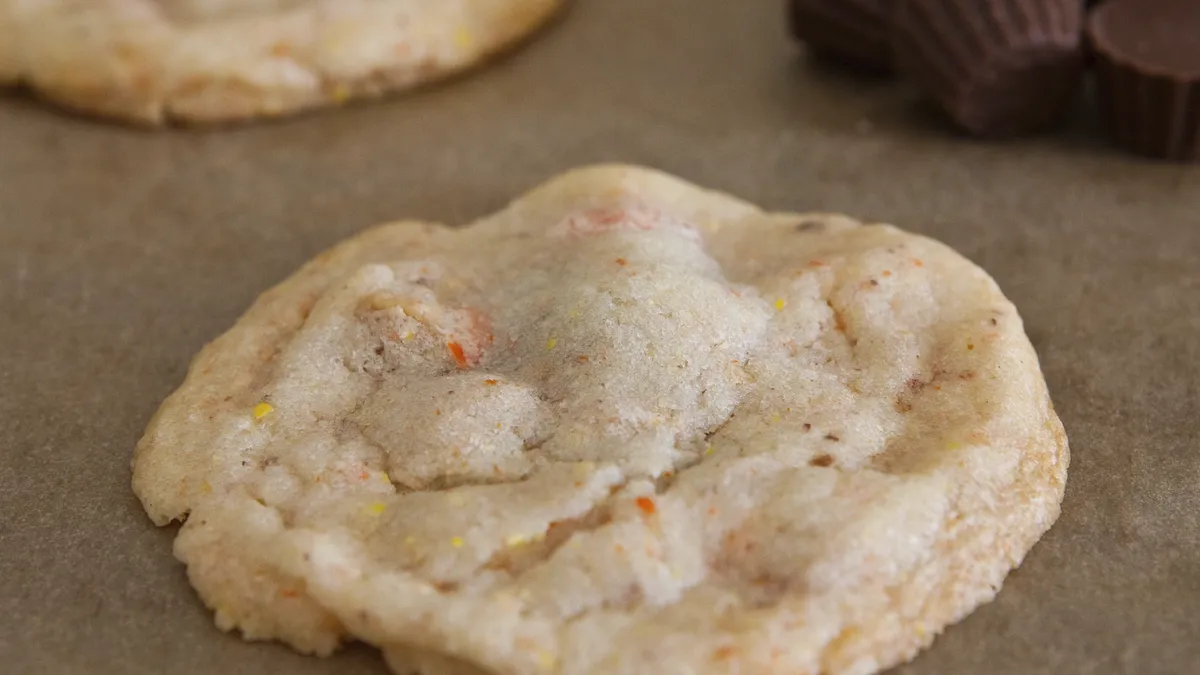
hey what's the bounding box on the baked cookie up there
[0,0,563,125]
[133,165,1068,675]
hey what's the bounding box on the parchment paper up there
[2,1,1198,673]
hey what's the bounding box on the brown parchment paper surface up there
[1,1,1198,674]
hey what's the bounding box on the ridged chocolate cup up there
[788,0,894,74]
[1088,0,1200,161]
[893,0,1085,138]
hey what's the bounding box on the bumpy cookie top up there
[133,166,1067,675]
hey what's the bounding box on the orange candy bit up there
[447,341,468,368]
[280,588,299,598]
[635,496,657,516]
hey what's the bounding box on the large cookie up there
[133,165,1068,675]
[0,0,562,124]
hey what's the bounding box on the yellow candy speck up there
[330,84,350,103]
[546,337,557,350]
[775,298,786,311]
[365,502,386,516]
[451,536,464,548]
[947,441,963,451]
[506,534,528,547]
[454,27,474,48]
[252,402,274,420]
[704,445,714,456]
[770,414,781,424]
[380,471,390,483]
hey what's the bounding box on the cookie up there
[893,0,1085,137]
[0,0,563,125]
[133,165,1068,675]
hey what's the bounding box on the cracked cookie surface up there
[132,165,1068,675]
[0,0,562,124]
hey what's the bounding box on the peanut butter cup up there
[788,0,894,74]
[1089,0,1200,161]
[893,0,1086,137]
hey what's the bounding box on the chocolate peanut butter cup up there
[1089,0,1200,161]
[893,0,1085,137]
[788,0,895,74]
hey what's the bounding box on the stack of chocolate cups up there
[788,0,1200,161]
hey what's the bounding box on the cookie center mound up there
[351,206,766,492]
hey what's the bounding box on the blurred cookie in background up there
[0,0,564,126]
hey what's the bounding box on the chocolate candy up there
[892,0,1086,138]
[788,0,894,74]
[1089,0,1200,161]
